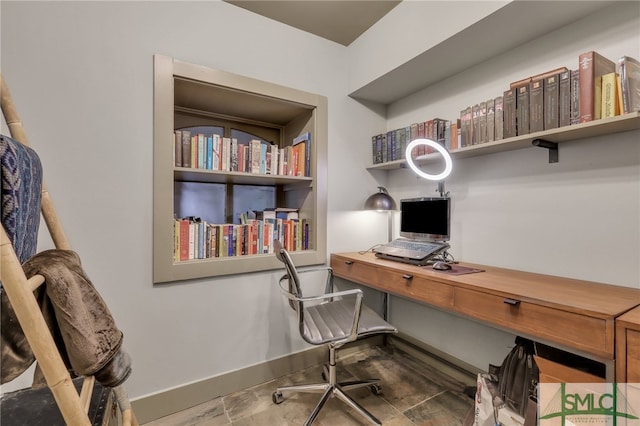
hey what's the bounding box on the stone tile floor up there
[143,344,475,425]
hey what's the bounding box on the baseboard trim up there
[130,334,478,423]
[131,337,382,424]
[390,332,480,386]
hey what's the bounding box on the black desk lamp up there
[364,186,397,242]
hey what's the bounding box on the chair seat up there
[303,299,397,345]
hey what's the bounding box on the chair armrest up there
[277,278,364,342]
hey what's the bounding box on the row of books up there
[371,119,459,164]
[372,52,640,164]
[173,130,311,177]
[173,212,309,261]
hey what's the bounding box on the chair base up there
[272,346,383,426]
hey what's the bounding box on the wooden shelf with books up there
[154,54,328,283]
[367,112,640,170]
[175,168,313,188]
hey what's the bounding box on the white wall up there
[1,0,639,406]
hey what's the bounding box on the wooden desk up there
[330,252,640,379]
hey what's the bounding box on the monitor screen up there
[400,197,450,242]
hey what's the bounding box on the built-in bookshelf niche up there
[153,54,328,283]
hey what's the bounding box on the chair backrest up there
[273,239,304,311]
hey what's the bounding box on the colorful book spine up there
[601,72,619,118]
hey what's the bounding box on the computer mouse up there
[432,261,452,271]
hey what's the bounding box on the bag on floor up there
[495,337,539,417]
[473,373,499,426]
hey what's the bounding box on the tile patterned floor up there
[143,344,475,425]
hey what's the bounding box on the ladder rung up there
[27,274,45,291]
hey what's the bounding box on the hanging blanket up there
[1,249,131,388]
[0,134,42,264]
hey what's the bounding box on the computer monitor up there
[399,197,450,242]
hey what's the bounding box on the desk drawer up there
[454,287,612,358]
[332,257,453,309]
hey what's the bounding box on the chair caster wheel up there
[272,391,284,404]
[370,384,383,395]
[322,364,329,382]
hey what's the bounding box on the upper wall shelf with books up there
[350,1,611,105]
[367,112,640,170]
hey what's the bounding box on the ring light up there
[405,138,452,181]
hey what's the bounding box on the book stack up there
[173,131,312,177]
[173,208,309,261]
[371,51,639,166]
[371,118,458,164]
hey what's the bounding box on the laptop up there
[373,197,451,266]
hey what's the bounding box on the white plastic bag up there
[474,373,499,426]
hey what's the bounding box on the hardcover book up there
[516,84,530,135]
[387,130,395,160]
[478,102,487,144]
[451,118,461,150]
[410,123,419,142]
[181,130,191,168]
[570,69,580,125]
[459,108,471,147]
[543,73,560,130]
[174,130,182,167]
[578,51,615,122]
[618,56,640,113]
[250,139,261,173]
[403,126,411,158]
[558,70,571,127]
[486,98,495,142]
[472,104,480,145]
[435,118,447,148]
[197,134,205,169]
[371,135,378,164]
[529,79,544,133]
[503,89,517,139]
[417,121,425,155]
[601,72,619,118]
[494,96,504,140]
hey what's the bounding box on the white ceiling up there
[224,0,402,46]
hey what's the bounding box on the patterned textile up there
[0,134,42,264]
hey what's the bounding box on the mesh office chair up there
[272,240,397,426]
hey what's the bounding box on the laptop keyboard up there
[386,239,442,254]
[373,238,448,263]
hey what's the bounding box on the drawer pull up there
[504,298,521,306]
[344,261,353,265]
[402,274,413,280]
